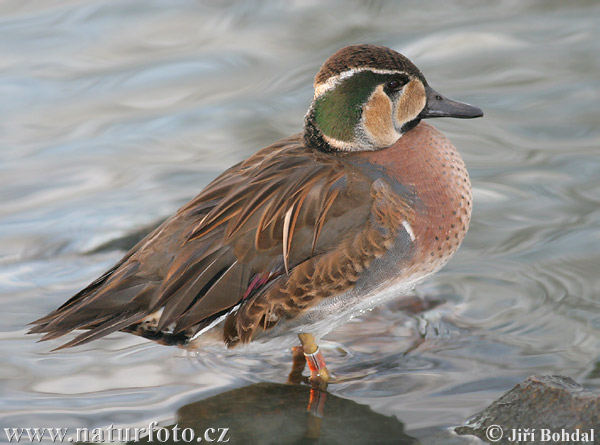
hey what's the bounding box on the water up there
[1,0,599,443]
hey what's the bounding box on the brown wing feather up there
[226,178,416,346]
[29,134,383,348]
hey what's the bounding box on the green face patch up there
[313,71,397,142]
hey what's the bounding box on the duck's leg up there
[298,333,331,391]
[297,333,329,440]
[287,346,307,385]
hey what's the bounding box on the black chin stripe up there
[401,118,421,134]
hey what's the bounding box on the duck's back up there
[30,134,413,349]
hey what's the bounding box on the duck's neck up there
[303,107,334,153]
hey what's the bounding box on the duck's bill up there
[419,86,483,119]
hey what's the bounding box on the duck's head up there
[304,44,483,152]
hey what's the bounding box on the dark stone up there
[128,382,417,445]
[455,375,599,444]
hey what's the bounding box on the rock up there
[456,375,599,444]
[129,382,417,444]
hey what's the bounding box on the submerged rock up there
[456,375,599,444]
[129,382,417,444]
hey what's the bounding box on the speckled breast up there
[355,121,472,278]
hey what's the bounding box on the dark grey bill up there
[419,86,483,119]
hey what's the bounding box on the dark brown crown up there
[314,44,427,86]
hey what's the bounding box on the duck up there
[30,44,482,389]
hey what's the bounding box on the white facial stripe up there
[314,68,407,97]
[322,133,371,152]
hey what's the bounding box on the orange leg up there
[298,333,331,391]
[305,388,326,439]
[287,346,307,385]
[296,334,329,440]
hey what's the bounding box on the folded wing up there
[30,135,389,349]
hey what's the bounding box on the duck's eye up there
[386,80,402,91]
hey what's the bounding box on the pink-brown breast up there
[352,121,472,277]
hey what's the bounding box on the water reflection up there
[128,383,417,445]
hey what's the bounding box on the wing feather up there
[29,134,385,348]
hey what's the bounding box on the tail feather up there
[50,312,146,351]
[28,258,156,348]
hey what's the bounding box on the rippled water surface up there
[1,1,599,443]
